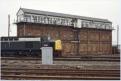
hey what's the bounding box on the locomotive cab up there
[54,40,62,57]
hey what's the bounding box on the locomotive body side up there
[1,37,41,56]
[1,37,62,57]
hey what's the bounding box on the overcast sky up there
[0,0,120,45]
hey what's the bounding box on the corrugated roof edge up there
[18,8,112,23]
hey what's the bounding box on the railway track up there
[1,64,120,70]
[1,55,120,80]
[1,66,120,80]
[1,56,120,61]
[2,75,119,80]
[1,63,120,80]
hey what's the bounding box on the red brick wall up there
[17,23,112,56]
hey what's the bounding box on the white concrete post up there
[41,47,53,64]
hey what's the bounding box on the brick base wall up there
[17,23,112,56]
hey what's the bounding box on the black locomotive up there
[1,36,62,57]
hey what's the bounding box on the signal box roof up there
[17,8,111,23]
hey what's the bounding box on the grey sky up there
[0,0,120,45]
